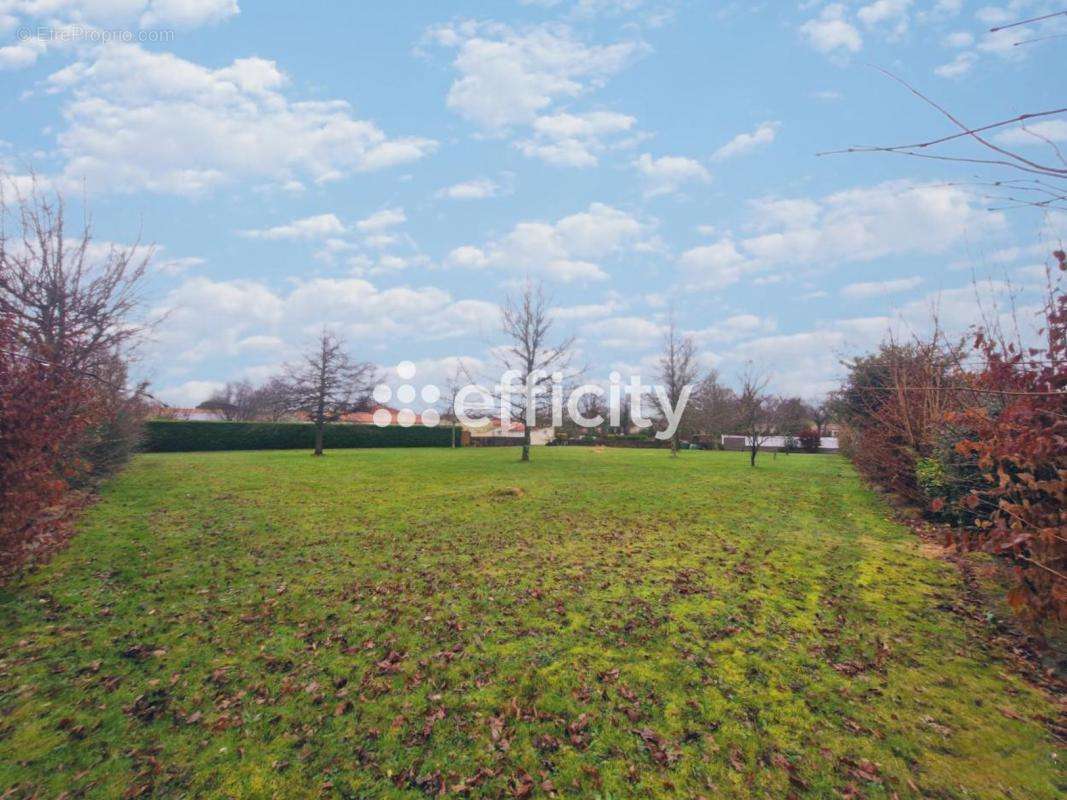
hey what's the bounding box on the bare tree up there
[283,329,376,456]
[444,360,475,448]
[737,363,773,467]
[655,315,697,456]
[203,379,292,421]
[497,281,574,462]
[819,13,1067,211]
[0,178,151,370]
[254,376,295,422]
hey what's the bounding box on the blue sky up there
[1,0,1064,405]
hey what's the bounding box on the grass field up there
[0,448,1062,799]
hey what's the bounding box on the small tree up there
[203,379,292,421]
[283,329,376,456]
[689,370,737,449]
[497,281,574,462]
[656,316,697,456]
[0,180,150,372]
[737,364,772,467]
[774,396,813,456]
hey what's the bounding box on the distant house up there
[339,406,433,426]
[463,416,554,445]
[152,406,227,421]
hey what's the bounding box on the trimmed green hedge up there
[143,420,458,452]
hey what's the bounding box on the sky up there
[0,0,1064,406]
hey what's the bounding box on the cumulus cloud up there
[633,153,710,197]
[856,0,913,38]
[799,4,862,55]
[934,51,977,78]
[517,110,638,167]
[41,44,436,194]
[239,213,346,240]
[711,121,780,162]
[993,119,1067,146]
[148,275,498,396]
[424,20,644,133]
[679,180,1004,289]
[446,202,650,282]
[840,276,923,299]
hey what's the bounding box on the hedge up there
[143,420,458,452]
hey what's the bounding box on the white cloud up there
[730,317,891,398]
[934,51,977,78]
[680,180,1004,289]
[691,313,774,345]
[712,121,780,162]
[148,275,499,386]
[943,30,974,47]
[437,176,507,200]
[799,4,862,55]
[517,110,638,167]
[447,202,649,282]
[0,1,239,70]
[857,0,913,38]
[156,379,226,407]
[140,0,240,29]
[993,119,1067,146]
[356,207,407,232]
[840,276,923,299]
[240,213,346,240]
[42,44,435,193]
[581,315,664,349]
[425,20,643,133]
[633,153,710,197]
[679,239,752,287]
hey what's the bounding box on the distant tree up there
[655,315,697,456]
[253,376,294,421]
[444,361,474,448]
[689,370,737,449]
[497,281,574,462]
[774,396,814,454]
[203,379,290,421]
[283,329,376,456]
[811,399,833,436]
[737,363,773,467]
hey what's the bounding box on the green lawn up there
[0,448,1062,799]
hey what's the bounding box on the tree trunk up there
[749,443,757,467]
[670,433,679,457]
[314,420,324,456]
[521,426,531,462]
[451,421,456,448]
